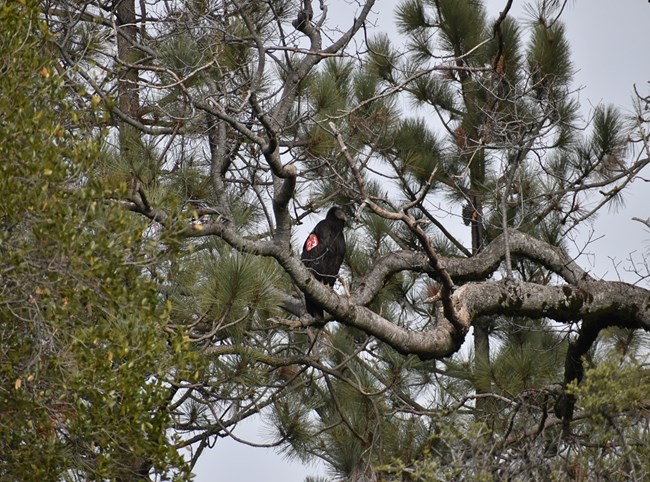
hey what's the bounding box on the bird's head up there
[327,206,347,225]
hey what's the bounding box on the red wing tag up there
[305,233,319,252]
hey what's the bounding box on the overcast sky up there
[193,1,650,480]
[548,0,650,281]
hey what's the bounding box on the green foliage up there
[569,357,649,422]
[565,357,650,481]
[392,118,443,182]
[589,104,628,180]
[309,59,354,115]
[0,2,194,479]
[592,105,627,158]
[157,32,207,79]
[396,0,429,34]
[488,320,567,395]
[407,72,458,113]
[435,0,488,62]
[170,249,285,341]
[485,16,522,82]
[308,376,430,479]
[375,352,650,481]
[527,21,573,96]
[367,34,399,82]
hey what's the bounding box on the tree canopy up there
[3,0,650,480]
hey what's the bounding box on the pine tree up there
[20,0,650,480]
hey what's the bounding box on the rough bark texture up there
[114,0,141,155]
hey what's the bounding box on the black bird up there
[300,207,347,319]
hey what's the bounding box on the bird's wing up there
[301,222,339,281]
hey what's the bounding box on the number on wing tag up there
[305,233,319,251]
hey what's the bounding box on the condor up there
[300,207,347,319]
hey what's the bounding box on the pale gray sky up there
[193,1,650,480]
[554,0,650,280]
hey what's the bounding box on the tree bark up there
[114,0,142,157]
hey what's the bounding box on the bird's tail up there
[305,297,324,319]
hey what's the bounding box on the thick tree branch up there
[353,228,588,306]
